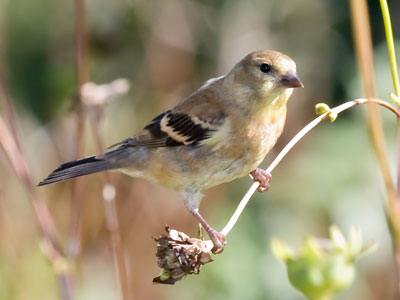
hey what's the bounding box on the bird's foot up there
[191,209,226,254]
[250,168,271,192]
[208,229,226,254]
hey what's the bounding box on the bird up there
[39,50,303,253]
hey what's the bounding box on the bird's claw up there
[190,209,226,253]
[250,168,271,192]
[208,229,226,254]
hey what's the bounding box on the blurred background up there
[0,0,399,299]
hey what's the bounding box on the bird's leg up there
[190,209,226,254]
[250,168,271,192]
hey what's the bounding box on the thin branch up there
[67,0,90,261]
[350,0,400,296]
[89,114,130,300]
[0,67,20,149]
[0,35,74,298]
[0,35,20,149]
[0,116,61,248]
[72,0,129,295]
[378,0,400,236]
[75,0,89,86]
[0,114,75,300]
[350,0,400,236]
[221,98,400,237]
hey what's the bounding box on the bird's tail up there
[38,148,127,186]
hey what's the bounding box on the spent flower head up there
[153,226,214,284]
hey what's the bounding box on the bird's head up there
[226,50,303,109]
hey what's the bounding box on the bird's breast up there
[226,108,287,169]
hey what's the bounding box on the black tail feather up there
[38,155,112,186]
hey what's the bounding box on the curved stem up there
[221,98,399,237]
[352,1,400,296]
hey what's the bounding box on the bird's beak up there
[278,73,304,88]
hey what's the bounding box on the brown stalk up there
[71,1,129,297]
[0,62,20,150]
[89,114,130,300]
[0,113,75,300]
[0,25,20,149]
[0,31,75,298]
[0,116,60,246]
[349,0,400,296]
[67,0,89,260]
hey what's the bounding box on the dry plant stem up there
[0,115,75,300]
[350,0,400,296]
[67,0,90,260]
[350,0,398,226]
[90,116,129,300]
[75,0,89,85]
[67,114,84,260]
[0,116,61,249]
[0,33,19,148]
[379,0,400,217]
[59,274,74,300]
[0,62,20,150]
[73,1,129,298]
[0,48,73,300]
[221,98,400,237]
[350,0,400,237]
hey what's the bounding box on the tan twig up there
[89,115,130,300]
[349,0,400,296]
[0,41,20,150]
[221,98,400,237]
[0,68,19,150]
[72,0,129,295]
[0,36,75,298]
[67,0,89,261]
[0,113,75,300]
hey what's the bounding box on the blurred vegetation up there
[0,0,399,299]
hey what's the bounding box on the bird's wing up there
[109,108,227,149]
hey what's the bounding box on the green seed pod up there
[271,225,377,300]
[286,253,355,300]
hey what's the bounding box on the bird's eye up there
[259,63,271,73]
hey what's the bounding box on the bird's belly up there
[193,157,253,189]
[122,146,255,192]
[118,121,281,192]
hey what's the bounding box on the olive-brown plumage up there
[39,50,303,252]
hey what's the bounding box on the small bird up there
[39,50,303,253]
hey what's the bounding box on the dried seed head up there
[153,226,214,284]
